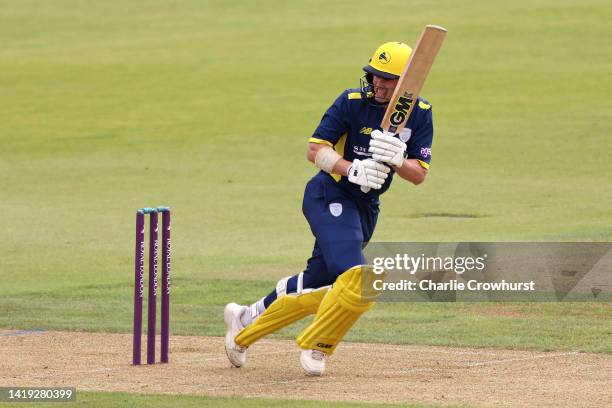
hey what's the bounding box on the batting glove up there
[369,129,407,167]
[348,159,390,190]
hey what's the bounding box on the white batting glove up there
[369,129,407,167]
[348,159,390,190]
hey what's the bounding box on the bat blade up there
[381,25,447,134]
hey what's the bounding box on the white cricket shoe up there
[224,302,248,367]
[300,349,326,376]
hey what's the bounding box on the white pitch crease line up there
[379,352,583,374]
[255,340,514,356]
[252,340,294,346]
[183,350,293,362]
[382,367,438,375]
[254,340,498,355]
[9,366,120,380]
[205,377,319,391]
[464,351,581,367]
[338,343,501,356]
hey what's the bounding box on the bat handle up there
[361,128,395,194]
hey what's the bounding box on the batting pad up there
[296,265,379,355]
[235,288,327,347]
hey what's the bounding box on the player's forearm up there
[393,159,427,185]
[331,159,351,176]
[307,142,350,176]
[308,143,390,189]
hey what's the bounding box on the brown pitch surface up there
[1,330,610,407]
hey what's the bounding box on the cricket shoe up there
[300,349,326,376]
[224,302,248,367]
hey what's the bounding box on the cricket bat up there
[362,25,447,193]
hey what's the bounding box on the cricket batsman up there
[224,41,434,375]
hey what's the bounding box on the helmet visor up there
[363,64,400,80]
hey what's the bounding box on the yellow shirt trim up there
[308,137,333,147]
[348,92,362,100]
[417,160,430,169]
[418,101,431,110]
[331,132,347,182]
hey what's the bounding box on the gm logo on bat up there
[390,92,414,127]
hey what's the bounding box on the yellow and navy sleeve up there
[406,99,433,169]
[309,91,351,148]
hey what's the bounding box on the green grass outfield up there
[1,0,611,406]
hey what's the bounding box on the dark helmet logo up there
[378,51,390,64]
